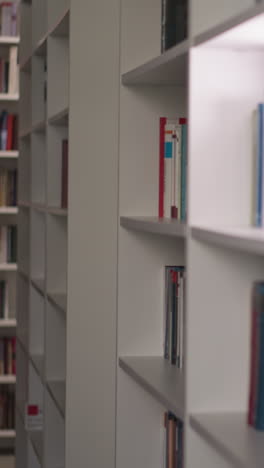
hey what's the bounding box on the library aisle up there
[15,1,264,468]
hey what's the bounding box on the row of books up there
[0,46,18,94]
[0,280,8,319]
[164,266,185,367]
[0,387,15,429]
[0,111,18,150]
[159,117,187,221]
[248,282,264,430]
[0,169,17,205]
[61,139,68,209]
[0,2,18,37]
[161,0,188,53]
[0,226,17,263]
[0,337,15,375]
[163,412,183,468]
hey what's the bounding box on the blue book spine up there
[256,104,263,227]
[181,124,187,221]
[255,285,264,430]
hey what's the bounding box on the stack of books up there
[164,266,185,368]
[0,169,17,205]
[0,337,15,375]
[163,412,183,467]
[0,387,15,429]
[159,117,187,221]
[61,139,68,209]
[248,282,264,430]
[0,280,8,319]
[0,226,17,263]
[0,111,18,150]
[0,46,18,94]
[161,0,188,52]
[0,2,18,37]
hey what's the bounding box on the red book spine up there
[6,114,13,151]
[61,139,68,209]
[159,117,166,218]
[248,288,258,426]
[11,337,15,375]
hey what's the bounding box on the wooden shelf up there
[0,319,16,328]
[47,292,67,313]
[31,277,45,295]
[122,39,189,86]
[47,380,66,416]
[191,225,264,256]
[0,430,16,438]
[0,151,18,158]
[119,356,184,420]
[0,375,16,384]
[120,216,186,238]
[190,412,264,468]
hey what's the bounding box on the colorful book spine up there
[159,117,187,220]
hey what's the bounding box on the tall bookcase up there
[18,0,264,468]
[0,29,19,459]
[17,0,68,467]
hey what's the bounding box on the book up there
[164,266,185,367]
[0,169,17,205]
[8,45,18,94]
[163,411,184,468]
[61,139,68,209]
[159,117,187,220]
[0,2,18,36]
[0,280,8,319]
[248,282,264,430]
[161,0,188,53]
[0,387,15,429]
[0,225,16,262]
[0,337,15,375]
[0,111,17,150]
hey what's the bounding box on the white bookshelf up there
[0,22,19,459]
[18,0,264,468]
[17,1,68,467]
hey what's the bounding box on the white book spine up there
[8,46,18,94]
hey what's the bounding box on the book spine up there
[256,104,263,226]
[159,117,166,218]
[164,267,170,360]
[168,412,176,468]
[181,123,187,221]
[176,125,182,220]
[171,269,178,365]
[255,284,264,430]
[248,284,258,425]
